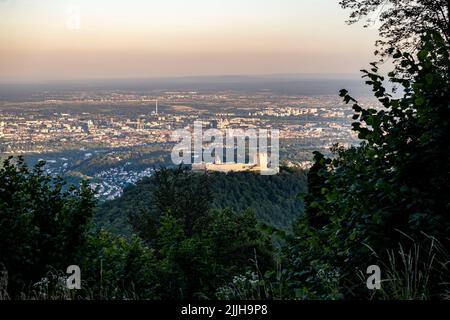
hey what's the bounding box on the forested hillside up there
[95,167,307,236]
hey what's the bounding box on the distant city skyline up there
[0,0,378,81]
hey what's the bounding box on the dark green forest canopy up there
[95,167,307,236]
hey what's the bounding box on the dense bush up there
[80,230,159,299]
[0,156,95,298]
[128,167,274,299]
[283,33,450,299]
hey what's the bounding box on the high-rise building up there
[137,119,144,130]
[82,120,95,134]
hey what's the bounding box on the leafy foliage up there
[284,32,450,299]
[127,167,274,299]
[0,156,96,297]
[340,0,449,57]
[80,231,159,299]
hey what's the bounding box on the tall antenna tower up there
[155,99,158,115]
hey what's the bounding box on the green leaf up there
[415,96,425,106]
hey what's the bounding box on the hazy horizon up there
[0,73,374,100]
[0,0,378,82]
[0,72,364,84]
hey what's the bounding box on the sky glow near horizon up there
[0,0,379,81]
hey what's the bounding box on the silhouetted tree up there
[340,0,450,56]
[285,32,450,299]
[0,157,96,297]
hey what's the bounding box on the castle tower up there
[257,152,268,169]
[214,154,222,164]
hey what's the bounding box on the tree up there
[0,157,96,297]
[340,0,450,56]
[127,167,274,299]
[80,230,159,299]
[128,166,212,243]
[285,32,450,299]
[153,207,274,299]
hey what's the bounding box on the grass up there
[365,231,450,300]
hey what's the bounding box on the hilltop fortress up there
[172,121,279,175]
[192,151,272,174]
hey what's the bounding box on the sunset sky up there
[0,0,378,81]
